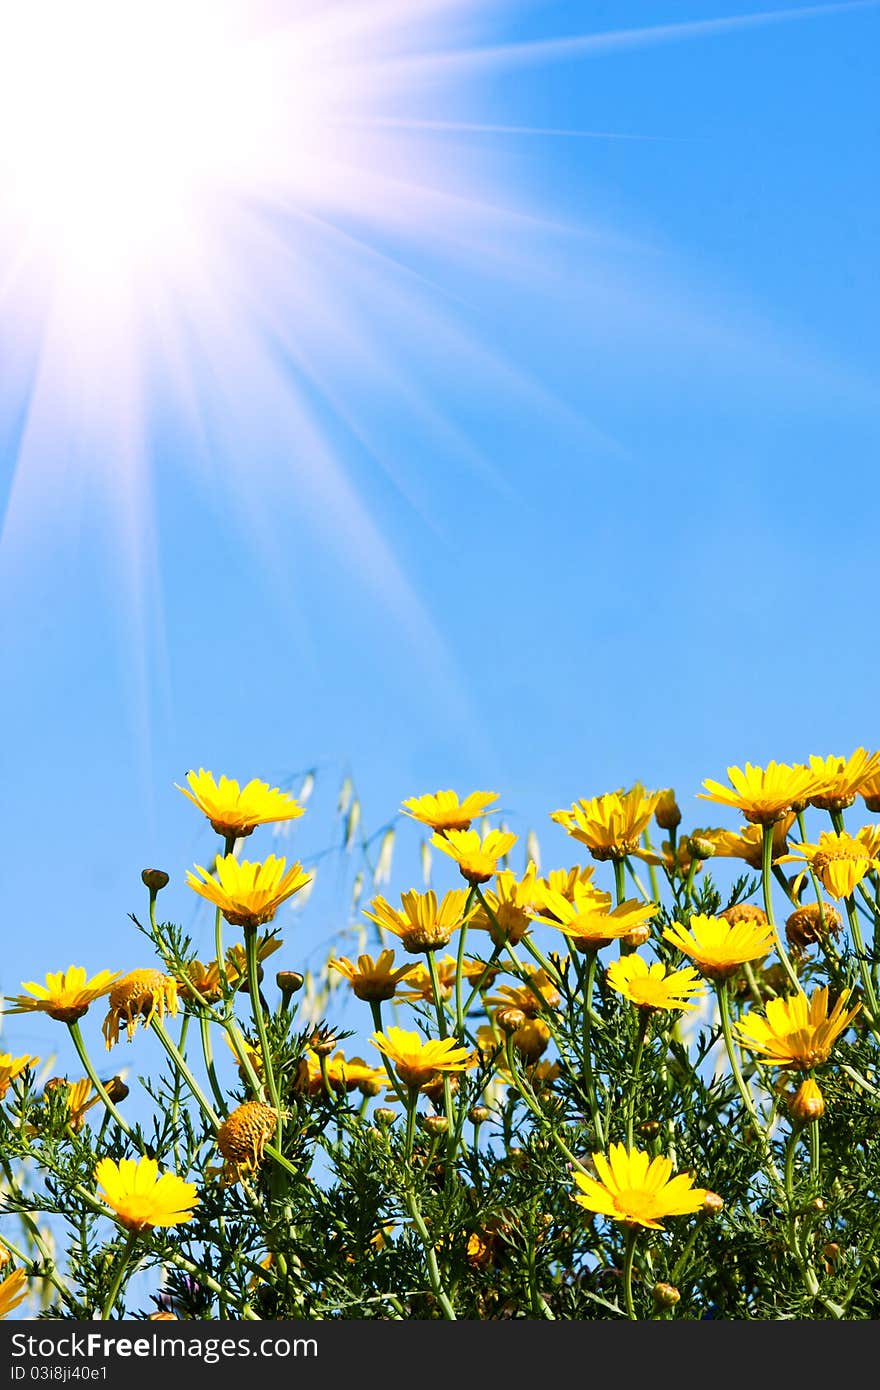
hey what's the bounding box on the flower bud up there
[104,1076,129,1103]
[622,923,651,950]
[789,1078,825,1122]
[309,1028,337,1057]
[422,1115,449,1136]
[513,1019,550,1060]
[141,869,170,893]
[653,1282,681,1308]
[469,1105,490,1124]
[639,1120,660,1138]
[276,970,305,995]
[374,1108,397,1127]
[655,791,681,831]
[358,1075,384,1098]
[495,1006,528,1035]
[823,1242,840,1265]
[702,1191,724,1216]
[687,835,715,861]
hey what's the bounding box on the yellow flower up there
[370,1026,476,1090]
[698,761,822,826]
[224,935,283,989]
[0,1268,28,1319]
[431,829,517,885]
[0,1052,37,1099]
[535,887,656,953]
[102,969,179,1049]
[551,785,662,862]
[42,1077,101,1132]
[734,986,860,1069]
[215,1102,278,1185]
[470,867,540,945]
[329,950,416,1002]
[510,1017,550,1060]
[95,1156,198,1231]
[176,958,229,1005]
[397,955,490,1003]
[663,912,774,981]
[297,1051,387,1097]
[4,967,120,1024]
[526,865,600,919]
[606,956,704,1013]
[187,854,311,930]
[708,816,794,871]
[573,1144,709,1230]
[860,773,880,814]
[808,750,880,813]
[779,829,880,900]
[485,969,561,1016]
[177,769,304,839]
[363,888,472,953]
[401,789,498,833]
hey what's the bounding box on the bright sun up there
[0,2,296,292]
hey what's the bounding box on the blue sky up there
[1,0,878,1073]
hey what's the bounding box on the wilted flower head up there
[215,1102,278,1185]
[102,970,179,1049]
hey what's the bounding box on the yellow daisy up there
[663,912,775,981]
[401,789,498,833]
[0,1052,38,1099]
[808,750,880,813]
[363,888,472,953]
[551,785,662,862]
[698,761,822,826]
[535,887,656,953]
[177,769,304,839]
[485,969,561,1016]
[606,955,704,1013]
[370,1026,476,1090]
[0,1268,28,1319]
[41,1077,102,1132]
[470,867,541,945]
[431,828,518,885]
[779,828,880,900]
[527,865,601,919]
[573,1144,709,1230]
[708,816,794,871]
[396,955,490,1003]
[297,1050,389,1097]
[187,854,311,930]
[95,1156,198,1231]
[4,967,120,1024]
[860,773,880,814]
[329,950,416,1002]
[734,986,860,1070]
[102,970,179,1049]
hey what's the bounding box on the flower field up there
[2,758,880,1320]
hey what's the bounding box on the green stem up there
[200,1012,228,1113]
[245,928,283,1154]
[579,952,605,1146]
[101,1231,139,1320]
[67,1022,136,1142]
[761,824,801,992]
[843,893,880,1034]
[369,1000,408,1107]
[622,1226,638,1320]
[715,986,784,1198]
[150,1017,220,1130]
[627,1013,650,1149]
[613,859,626,907]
